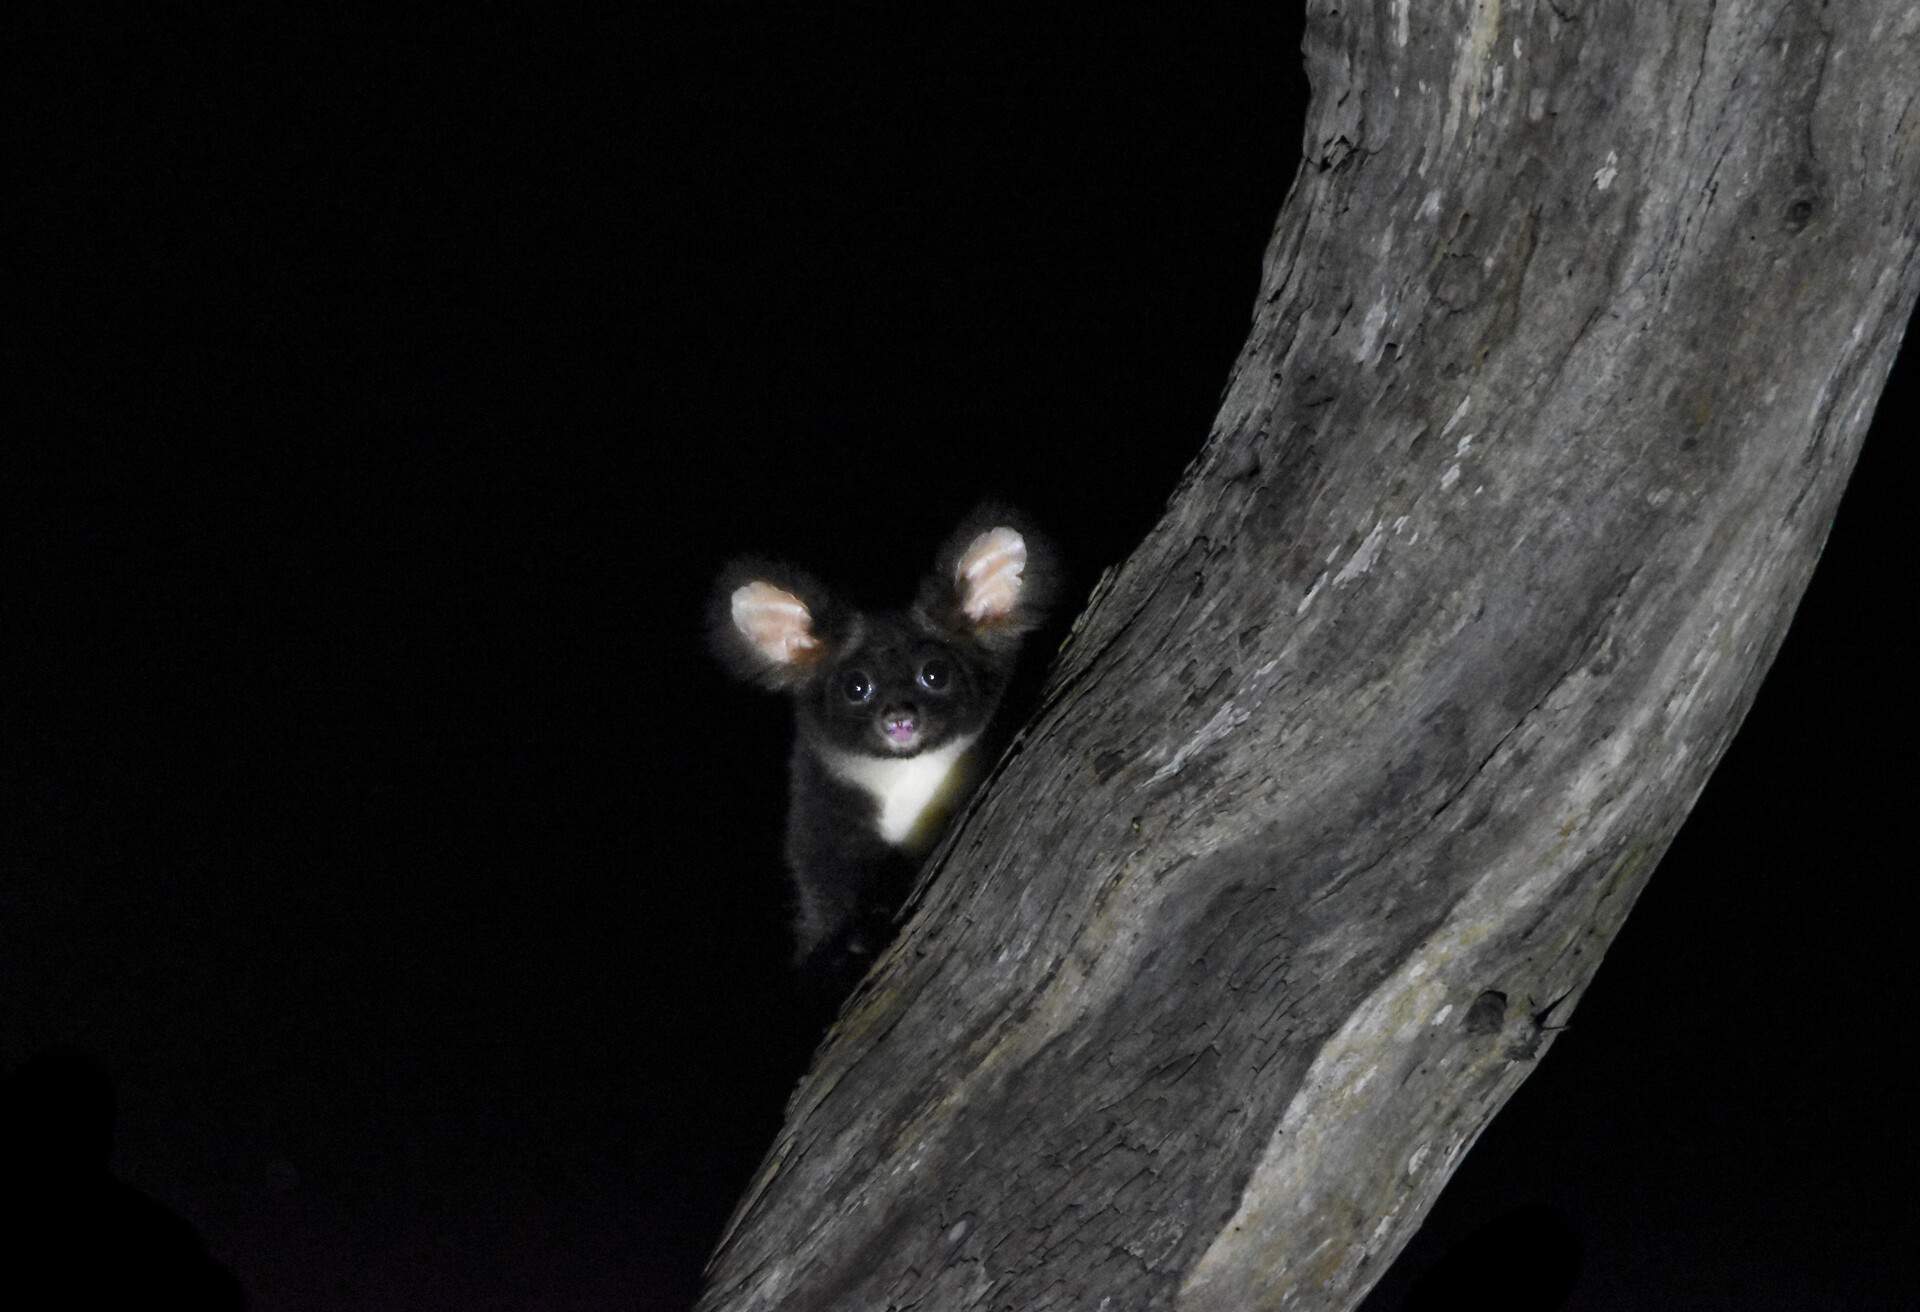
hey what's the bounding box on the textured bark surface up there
[700,3,1919,1309]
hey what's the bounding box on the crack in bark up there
[1423,562,1642,830]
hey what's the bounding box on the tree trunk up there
[699,3,1919,1308]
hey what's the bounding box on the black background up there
[10,7,1913,1309]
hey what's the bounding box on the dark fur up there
[710,505,1056,984]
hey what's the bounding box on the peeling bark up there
[699,2,1919,1308]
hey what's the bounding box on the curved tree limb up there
[701,3,1919,1308]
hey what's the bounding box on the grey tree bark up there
[700,3,1919,1309]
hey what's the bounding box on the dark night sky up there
[9,7,1914,1310]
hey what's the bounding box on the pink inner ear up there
[957,527,1027,622]
[731,582,819,665]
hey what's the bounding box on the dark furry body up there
[782,742,940,981]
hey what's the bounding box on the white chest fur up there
[820,735,979,853]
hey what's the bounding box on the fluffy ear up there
[709,559,844,692]
[916,503,1057,652]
